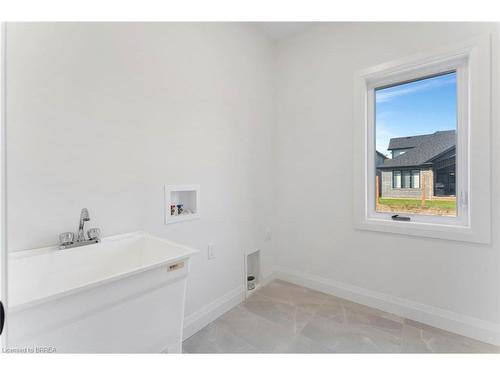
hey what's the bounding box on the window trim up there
[353,35,491,243]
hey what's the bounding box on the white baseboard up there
[270,266,500,346]
[182,285,245,340]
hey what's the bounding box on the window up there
[376,72,457,217]
[402,171,411,189]
[392,170,421,189]
[374,70,461,218]
[392,171,401,188]
[411,170,420,189]
[354,35,491,243]
[392,149,408,158]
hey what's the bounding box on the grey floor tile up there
[315,296,347,324]
[300,314,402,353]
[285,334,334,353]
[183,279,500,354]
[243,294,315,334]
[252,280,329,313]
[317,296,404,338]
[402,319,500,354]
[182,323,259,353]
[216,305,297,353]
[341,298,405,324]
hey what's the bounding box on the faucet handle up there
[87,228,101,240]
[59,232,75,245]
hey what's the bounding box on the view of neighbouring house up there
[376,130,456,199]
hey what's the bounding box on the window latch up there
[391,214,411,222]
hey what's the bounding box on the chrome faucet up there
[77,208,90,241]
[59,208,101,249]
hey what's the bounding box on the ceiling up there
[252,22,314,41]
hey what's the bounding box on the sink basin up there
[7,231,199,353]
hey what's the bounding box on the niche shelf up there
[244,249,262,298]
[165,184,200,224]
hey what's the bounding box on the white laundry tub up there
[7,231,198,353]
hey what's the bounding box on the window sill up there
[355,216,489,244]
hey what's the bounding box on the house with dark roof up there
[376,130,456,199]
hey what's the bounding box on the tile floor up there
[183,279,500,353]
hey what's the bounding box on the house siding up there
[380,168,433,199]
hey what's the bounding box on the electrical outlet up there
[208,243,216,260]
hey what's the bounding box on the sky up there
[375,72,457,157]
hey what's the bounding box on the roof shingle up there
[379,130,456,168]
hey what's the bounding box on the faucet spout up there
[77,208,90,242]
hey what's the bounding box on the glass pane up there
[402,171,411,188]
[375,72,457,217]
[393,171,401,188]
[412,170,420,189]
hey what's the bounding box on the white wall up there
[5,23,274,318]
[273,22,500,327]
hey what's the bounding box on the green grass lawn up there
[379,198,456,210]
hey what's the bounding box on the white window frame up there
[353,35,491,243]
